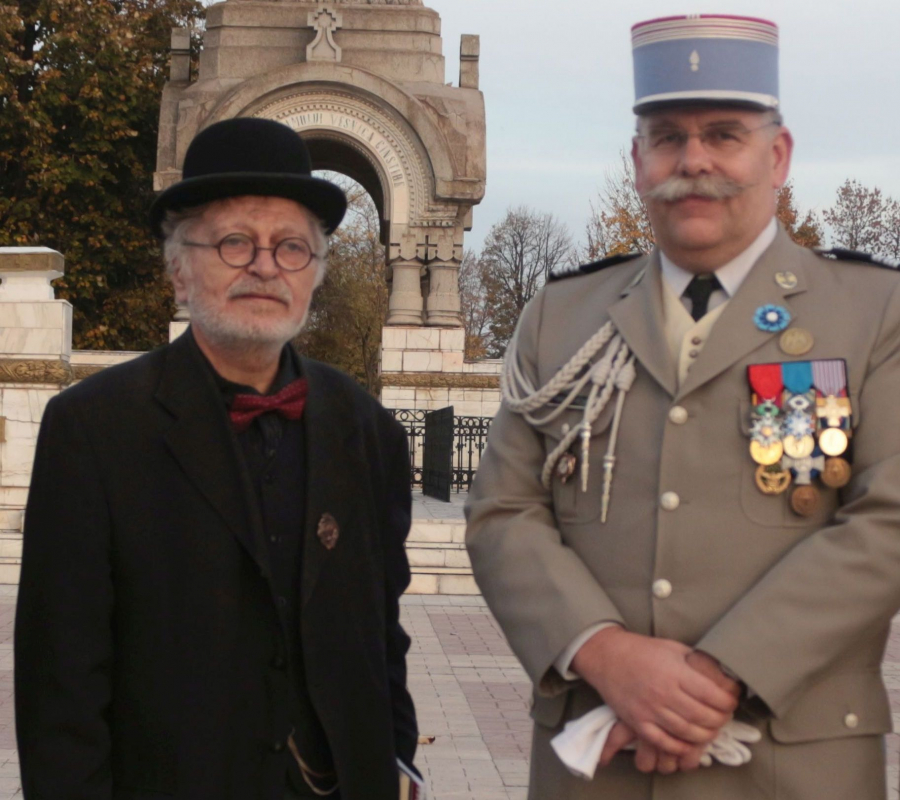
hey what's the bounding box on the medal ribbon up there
[748,363,783,403]
[811,359,847,397]
[781,361,813,394]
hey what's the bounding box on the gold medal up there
[755,464,791,495]
[821,457,852,489]
[790,484,821,517]
[779,328,814,356]
[819,427,849,457]
[556,452,577,483]
[750,440,784,466]
[782,434,815,459]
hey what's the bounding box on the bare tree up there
[883,199,900,261]
[583,151,655,261]
[823,179,886,253]
[458,249,492,360]
[480,206,574,356]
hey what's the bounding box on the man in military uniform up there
[466,14,900,799]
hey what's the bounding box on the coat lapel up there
[300,359,363,607]
[676,228,809,401]
[608,251,679,397]
[154,331,270,577]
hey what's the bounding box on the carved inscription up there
[281,110,406,187]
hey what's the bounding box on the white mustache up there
[642,174,748,202]
[227,281,291,304]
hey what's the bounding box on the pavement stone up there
[0,586,897,799]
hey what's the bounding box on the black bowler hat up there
[150,117,347,238]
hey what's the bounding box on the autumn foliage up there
[0,0,203,350]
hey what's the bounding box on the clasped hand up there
[570,628,741,774]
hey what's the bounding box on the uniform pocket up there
[769,670,891,743]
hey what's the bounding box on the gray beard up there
[185,289,308,351]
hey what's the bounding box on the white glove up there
[551,706,762,779]
[699,719,762,767]
[549,705,617,780]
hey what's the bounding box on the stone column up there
[0,247,73,583]
[424,258,462,327]
[386,258,425,326]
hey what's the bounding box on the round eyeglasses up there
[181,233,319,272]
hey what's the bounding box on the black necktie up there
[683,274,722,322]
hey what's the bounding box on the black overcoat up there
[14,331,418,800]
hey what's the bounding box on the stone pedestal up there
[379,325,502,417]
[0,248,73,583]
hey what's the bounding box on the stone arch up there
[200,63,469,325]
[205,64,460,225]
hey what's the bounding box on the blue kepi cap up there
[632,14,779,114]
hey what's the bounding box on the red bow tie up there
[229,378,309,432]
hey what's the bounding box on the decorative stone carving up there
[307,7,342,62]
[382,373,499,389]
[72,365,106,382]
[0,359,73,386]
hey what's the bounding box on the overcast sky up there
[430,0,900,252]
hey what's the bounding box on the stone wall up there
[379,325,502,418]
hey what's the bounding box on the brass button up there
[653,579,673,600]
[660,491,680,511]
[668,406,688,425]
[844,713,859,729]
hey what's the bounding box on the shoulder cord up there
[501,321,637,515]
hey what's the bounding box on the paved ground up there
[0,585,898,798]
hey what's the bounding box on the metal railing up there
[389,408,492,494]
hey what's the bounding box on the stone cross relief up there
[307,7,343,62]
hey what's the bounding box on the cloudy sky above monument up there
[433,0,900,252]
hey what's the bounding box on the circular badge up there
[775,271,799,290]
[783,434,815,459]
[779,328,815,357]
[556,452,577,484]
[790,484,821,517]
[750,440,784,466]
[754,304,792,333]
[819,427,849,457]
[755,465,792,495]
[821,457,852,489]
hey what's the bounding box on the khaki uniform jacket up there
[465,229,900,799]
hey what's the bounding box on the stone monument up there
[155,0,498,419]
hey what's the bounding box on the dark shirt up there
[209,344,307,615]
[187,333,326,796]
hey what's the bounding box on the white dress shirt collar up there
[659,217,778,300]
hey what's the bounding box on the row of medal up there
[748,359,852,517]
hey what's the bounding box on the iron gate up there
[452,415,492,492]
[390,408,492,496]
[422,407,454,501]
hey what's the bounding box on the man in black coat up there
[14,118,420,800]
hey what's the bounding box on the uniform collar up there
[659,216,778,299]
